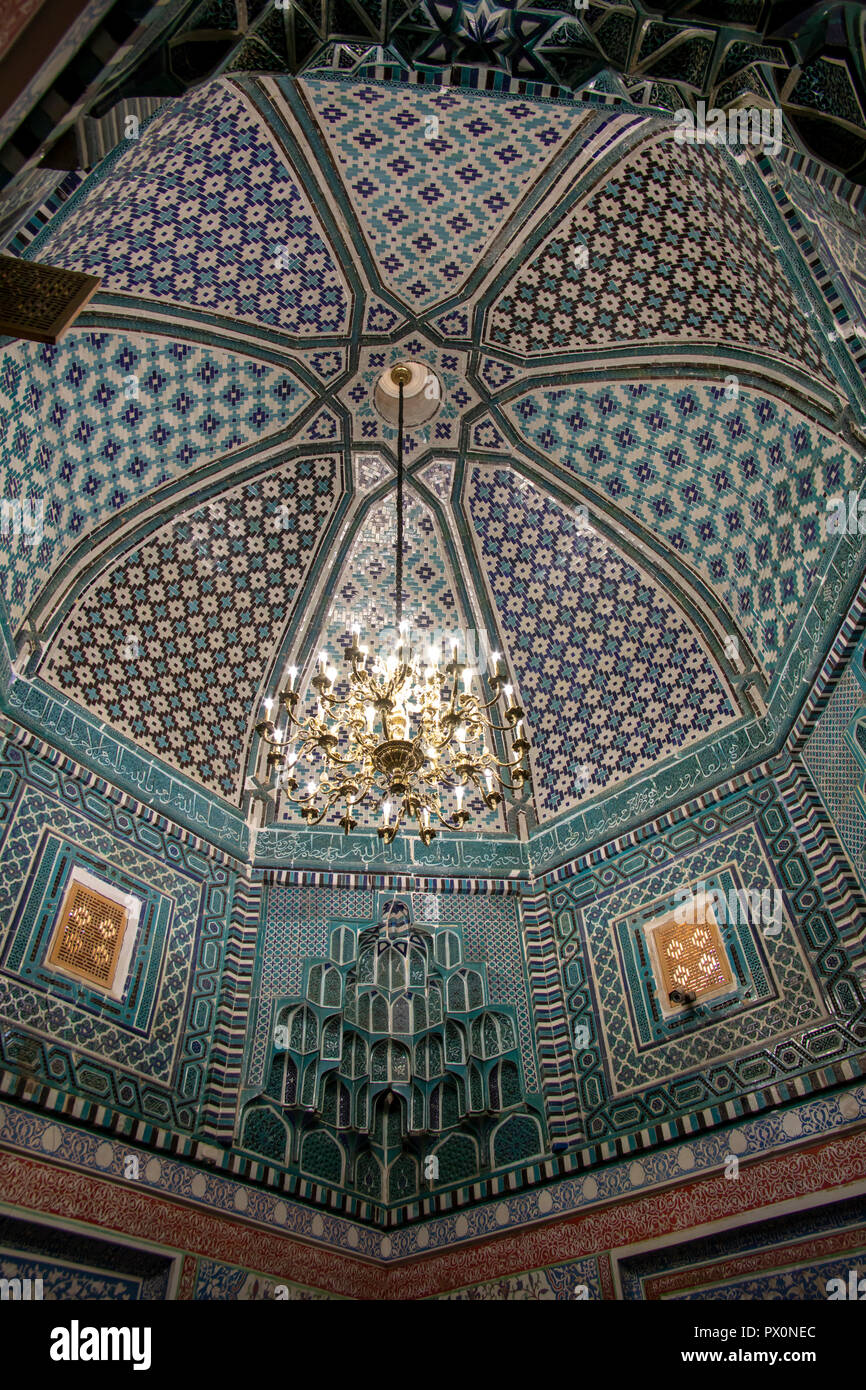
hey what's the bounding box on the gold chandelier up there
[255,364,531,844]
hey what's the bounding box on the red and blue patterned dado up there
[1,65,865,874]
[0,1080,863,1297]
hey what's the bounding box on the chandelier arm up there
[280,706,315,738]
[497,778,530,794]
[429,801,459,830]
[474,692,505,714]
[496,750,530,772]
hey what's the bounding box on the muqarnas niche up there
[240,898,544,1207]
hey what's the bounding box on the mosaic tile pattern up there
[39,80,350,334]
[417,459,454,502]
[424,891,539,1091]
[576,825,824,1096]
[298,348,346,383]
[0,785,199,1097]
[0,738,242,1134]
[302,77,582,310]
[244,893,538,1202]
[505,382,862,671]
[552,776,865,1143]
[363,295,408,334]
[472,414,508,450]
[291,491,458,679]
[0,330,310,627]
[478,355,518,392]
[486,135,829,380]
[353,451,392,492]
[296,405,341,443]
[40,455,341,800]
[804,664,866,886]
[466,467,738,821]
[777,165,866,345]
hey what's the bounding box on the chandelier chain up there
[396,378,404,628]
[254,359,532,841]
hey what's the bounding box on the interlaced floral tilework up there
[0,1213,174,1299]
[619,1193,866,1300]
[466,467,737,821]
[505,382,862,671]
[39,80,350,334]
[0,330,311,628]
[301,77,583,310]
[40,456,341,800]
[435,1257,601,1300]
[486,135,829,382]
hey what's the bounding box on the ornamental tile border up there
[0,1082,863,1279]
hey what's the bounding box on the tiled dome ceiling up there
[3,63,866,875]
